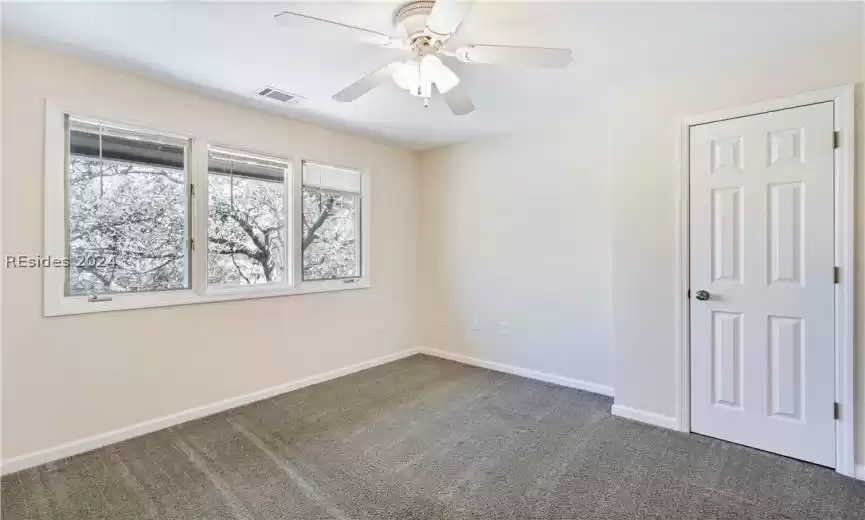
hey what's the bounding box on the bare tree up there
[68,156,358,294]
[206,174,284,285]
[301,189,358,280]
[68,158,186,294]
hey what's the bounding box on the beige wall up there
[420,31,865,464]
[1,41,421,461]
[419,112,615,390]
[609,32,865,459]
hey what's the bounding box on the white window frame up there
[43,100,370,317]
[300,159,366,286]
[200,144,293,297]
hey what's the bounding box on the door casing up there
[675,86,855,478]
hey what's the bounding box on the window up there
[302,161,362,281]
[65,117,190,296]
[207,147,288,288]
[44,105,369,316]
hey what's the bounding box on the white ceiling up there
[3,2,861,150]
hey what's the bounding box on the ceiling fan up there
[275,0,572,115]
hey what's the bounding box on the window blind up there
[68,117,187,170]
[208,146,287,182]
[303,161,361,193]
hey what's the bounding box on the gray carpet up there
[3,354,865,519]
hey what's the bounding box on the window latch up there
[87,293,113,303]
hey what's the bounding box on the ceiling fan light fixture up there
[392,60,421,91]
[391,58,440,98]
[421,54,460,93]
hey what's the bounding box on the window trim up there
[63,114,194,297]
[43,100,370,317]
[300,160,365,283]
[295,157,372,293]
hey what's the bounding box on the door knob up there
[695,290,710,301]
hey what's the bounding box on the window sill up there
[44,279,370,317]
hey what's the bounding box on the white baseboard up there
[1,348,421,475]
[611,404,680,430]
[3,347,616,475]
[5,342,858,483]
[418,347,615,397]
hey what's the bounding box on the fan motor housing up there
[394,1,435,41]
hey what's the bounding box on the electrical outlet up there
[498,321,509,336]
[471,319,482,331]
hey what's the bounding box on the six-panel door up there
[689,102,836,467]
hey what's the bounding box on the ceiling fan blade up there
[455,45,572,68]
[275,11,397,46]
[426,0,473,37]
[440,83,475,115]
[333,62,401,102]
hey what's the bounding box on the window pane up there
[207,148,287,287]
[66,118,189,296]
[302,187,360,280]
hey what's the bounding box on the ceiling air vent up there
[256,86,302,104]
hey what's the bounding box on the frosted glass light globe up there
[392,60,420,91]
[391,56,460,98]
[421,55,460,94]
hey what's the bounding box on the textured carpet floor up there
[3,354,865,519]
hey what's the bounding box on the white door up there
[689,102,836,467]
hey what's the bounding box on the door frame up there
[674,86,856,477]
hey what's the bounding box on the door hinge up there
[189,183,196,197]
[834,266,840,284]
[189,238,195,251]
[834,402,840,420]
[686,289,690,299]
[833,131,840,149]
